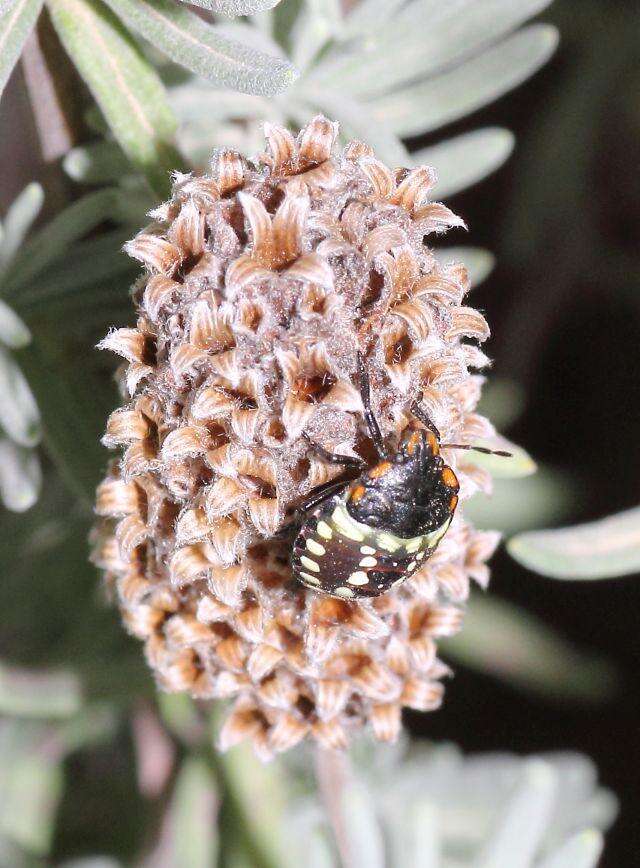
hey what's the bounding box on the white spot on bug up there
[299,571,321,585]
[416,550,426,560]
[407,561,417,572]
[332,505,366,542]
[348,571,369,586]
[359,556,377,567]
[405,537,422,553]
[317,521,333,540]
[300,555,320,573]
[335,586,355,598]
[306,539,326,556]
[425,516,453,548]
[376,532,402,552]
[360,545,376,555]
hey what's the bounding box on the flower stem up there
[315,746,358,868]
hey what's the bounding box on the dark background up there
[409,2,640,866]
[1,0,639,864]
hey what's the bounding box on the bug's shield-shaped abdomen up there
[292,494,453,599]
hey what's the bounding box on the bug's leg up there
[410,394,442,441]
[276,479,351,538]
[357,351,386,458]
[297,479,351,514]
[303,434,366,471]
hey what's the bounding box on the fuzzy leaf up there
[473,760,556,868]
[508,506,640,579]
[47,0,180,196]
[312,0,553,98]
[477,378,526,431]
[372,24,559,137]
[341,0,407,38]
[289,0,342,70]
[336,779,385,868]
[16,334,107,505]
[58,859,123,867]
[170,758,219,868]
[180,0,281,13]
[102,0,297,96]
[441,595,616,702]
[2,189,127,298]
[0,438,41,511]
[0,660,81,717]
[414,127,515,197]
[539,830,604,868]
[460,437,537,479]
[434,246,495,288]
[0,0,43,98]
[0,182,44,270]
[63,140,131,184]
[0,723,64,855]
[466,469,574,536]
[217,742,288,868]
[0,345,40,446]
[0,299,30,348]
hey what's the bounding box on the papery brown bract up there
[93,116,500,760]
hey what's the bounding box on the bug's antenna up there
[441,443,513,458]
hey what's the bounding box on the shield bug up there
[290,354,510,599]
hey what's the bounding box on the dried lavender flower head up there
[93,116,500,759]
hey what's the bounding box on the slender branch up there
[315,746,358,868]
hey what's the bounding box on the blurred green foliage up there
[0,0,637,862]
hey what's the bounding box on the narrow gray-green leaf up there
[477,378,526,431]
[413,127,515,197]
[0,346,40,446]
[0,182,44,269]
[47,0,180,196]
[289,0,342,70]
[102,0,297,95]
[441,594,616,701]
[508,506,640,579]
[311,0,553,99]
[433,246,495,287]
[465,469,574,536]
[459,436,537,479]
[0,438,40,511]
[0,299,30,348]
[63,140,131,184]
[0,0,43,98]
[17,334,107,505]
[372,25,559,137]
[342,0,407,38]
[59,859,123,868]
[0,660,81,717]
[181,0,280,14]
[539,830,604,868]
[0,724,64,855]
[171,757,219,868]
[2,189,124,297]
[473,760,556,868]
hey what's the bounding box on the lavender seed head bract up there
[93,117,500,759]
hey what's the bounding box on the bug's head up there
[346,427,460,538]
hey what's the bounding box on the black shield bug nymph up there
[290,353,510,599]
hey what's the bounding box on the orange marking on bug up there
[368,460,392,479]
[449,494,459,512]
[350,484,366,503]
[441,466,459,489]
[426,431,439,455]
[405,431,422,455]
